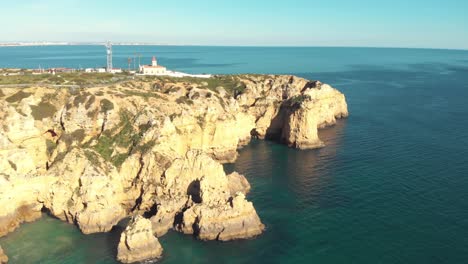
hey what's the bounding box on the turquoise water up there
[1,46,468,263]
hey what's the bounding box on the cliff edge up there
[0,74,347,263]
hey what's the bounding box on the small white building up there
[140,56,167,75]
[110,68,122,74]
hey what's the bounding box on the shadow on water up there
[104,218,129,260]
[224,118,350,223]
[289,120,349,209]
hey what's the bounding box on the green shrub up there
[5,90,31,103]
[100,99,114,113]
[30,101,57,120]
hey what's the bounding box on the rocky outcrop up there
[0,74,348,263]
[181,192,264,241]
[0,99,54,237]
[117,216,163,263]
[0,245,8,263]
[227,172,251,195]
[165,151,264,240]
[43,148,126,234]
[149,150,237,236]
[281,98,324,149]
[241,76,348,148]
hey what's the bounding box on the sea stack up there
[117,216,163,263]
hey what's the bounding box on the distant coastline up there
[0,42,467,51]
[0,42,167,47]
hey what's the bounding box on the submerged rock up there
[0,246,7,264]
[117,215,163,263]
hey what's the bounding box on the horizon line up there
[0,41,467,52]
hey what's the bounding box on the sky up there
[1,0,467,49]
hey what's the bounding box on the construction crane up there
[106,41,113,72]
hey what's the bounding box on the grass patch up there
[92,111,153,168]
[93,135,114,161]
[73,92,91,107]
[5,90,31,103]
[286,94,311,109]
[202,76,246,97]
[46,139,56,156]
[58,129,86,150]
[83,149,107,171]
[123,90,163,100]
[85,95,96,109]
[176,96,194,105]
[0,72,131,86]
[30,101,57,120]
[152,75,247,98]
[100,99,114,113]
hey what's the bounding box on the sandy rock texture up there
[0,74,347,263]
[0,98,54,237]
[0,246,7,264]
[117,215,163,263]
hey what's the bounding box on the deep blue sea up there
[1,46,468,264]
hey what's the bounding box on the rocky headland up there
[0,74,347,263]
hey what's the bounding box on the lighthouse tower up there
[140,55,167,75]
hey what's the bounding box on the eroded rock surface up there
[0,246,7,264]
[43,148,126,234]
[0,74,348,263]
[227,172,251,195]
[181,192,264,241]
[117,216,163,263]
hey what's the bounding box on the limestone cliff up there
[0,98,54,236]
[43,148,126,234]
[0,74,347,263]
[0,246,7,264]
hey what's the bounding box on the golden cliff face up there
[0,74,347,263]
[117,215,163,263]
[0,245,7,264]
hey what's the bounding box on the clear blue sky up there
[2,0,467,49]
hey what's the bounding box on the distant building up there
[140,56,167,75]
[110,68,122,73]
[47,68,73,75]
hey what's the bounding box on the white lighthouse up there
[140,55,167,75]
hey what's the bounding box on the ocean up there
[1,46,468,263]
